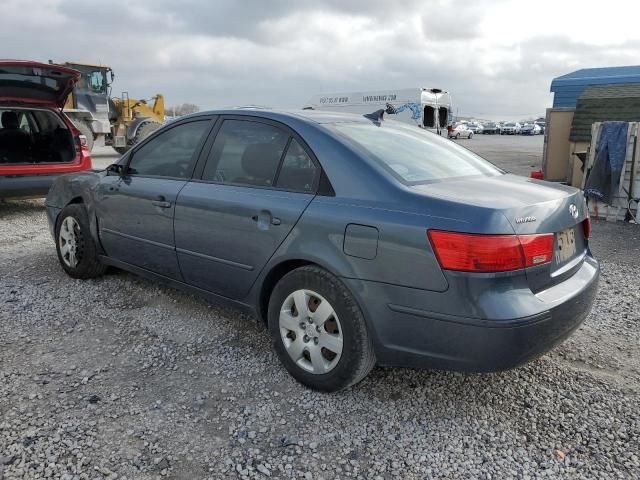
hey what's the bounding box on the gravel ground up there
[454,134,544,177]
[1,199,639,480]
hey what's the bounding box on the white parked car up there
[466,123,483,134]
[520,123,542,135]
[501,122,521,135]
[449,124,474,139]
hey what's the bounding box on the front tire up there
[268,266,375,392]
[55,204,106,279]
[469,132,473,139]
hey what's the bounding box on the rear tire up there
[74,121,94,151]
[268,266,375,392]
[55,204,106,279]
[455,133,460,139]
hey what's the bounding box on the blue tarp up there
[584,121,629,203]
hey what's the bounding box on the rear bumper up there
[344,255,599,372]
[0,174,61,198]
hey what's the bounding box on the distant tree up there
[167,103,200,117]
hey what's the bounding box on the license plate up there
[555,228,576,264]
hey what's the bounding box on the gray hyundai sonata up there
[46,109,599,391]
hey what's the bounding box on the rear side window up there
[331,121,502,185]
[202,120,288,187]
[128,120,210,178]
[276,139,317,192]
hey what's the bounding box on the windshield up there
[69,65,108,95]
[330,121,503,185]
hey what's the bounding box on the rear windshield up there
[329,121,502,184]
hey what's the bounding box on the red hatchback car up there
[0,60,92,198]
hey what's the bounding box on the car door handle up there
[251,212,281,227]
[151,200,171,208]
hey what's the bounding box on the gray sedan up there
[46,109,599,392]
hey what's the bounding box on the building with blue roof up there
[550,65,640,108]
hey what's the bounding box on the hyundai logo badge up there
[569,204,579,219]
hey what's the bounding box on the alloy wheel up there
[58,216,81,268]
[279,289,343,374]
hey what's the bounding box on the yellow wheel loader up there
[59,61,164,153]
[110,92,164,154]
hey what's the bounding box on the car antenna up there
[363,103,397,124]
[363,109,385,123]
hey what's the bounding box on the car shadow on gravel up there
[0,198,45,214]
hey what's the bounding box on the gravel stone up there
[0,200,639,479]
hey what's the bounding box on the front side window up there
[71,66,109,95]
[331,121,502,185]
[128,120,210,178]
[202,120,288,187]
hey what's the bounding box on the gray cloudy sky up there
[3,0,640,120]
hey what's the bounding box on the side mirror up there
[106,163,125,176]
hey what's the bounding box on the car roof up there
[178,108,380,126]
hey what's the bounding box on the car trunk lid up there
[414,173,590,291]
[0,60,80,108]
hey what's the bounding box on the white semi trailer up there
[304,88,452,134]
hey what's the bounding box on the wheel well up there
[68,196,84,205]
[258,259,315,324]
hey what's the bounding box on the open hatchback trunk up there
[0,60,90,182]
[0,107,76,164]
[0,60,79,107]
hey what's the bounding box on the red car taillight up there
[73,133,92,163]
[428,230,554,272]
[582,216,591,239]
[530,169,544,180]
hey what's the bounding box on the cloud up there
[1,0,640,120]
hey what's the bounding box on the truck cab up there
[62,62,114,149]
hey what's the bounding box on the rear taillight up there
[428,230,554,273]
[530,169,544,180]
[518,234,554,267]
[582,216,591,239]
[73,134,91,161]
